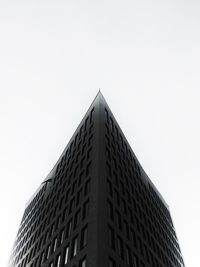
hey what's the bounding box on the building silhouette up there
[9,92,185,267]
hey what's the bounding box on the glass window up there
[60,229,64,245]
[79,257,86,267]
[69,198,75,214]
[40,251,44,266]
[109,257,116,267]
[66,220,72,237]
[53,237,57,252]
[107,179,113,196]
[71,236,78,258]
[82,199,89,219]
[117,236,124,258]
[64,245,69,264]
[108,225,115,250]
[133,255,138,267]
[125,246,131,266]
[56,255,61,267]
[81,225,88,248]
[74,209,81,229]
[76,188,82,205]
[84,179,91,196]
[107,201,114,220]
[46,244,51,259]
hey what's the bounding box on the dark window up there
[64,245,69,264]
[117,236,124,258]
[53,237,57,252]
[76,188,82,206]
[82,199,89,220]
[71,236,78,258]
[116,210,122,230]
[125,246,131,266]
[69,198,75,214]
[80,225,88,248]
[123,220,129,238]
[56,254,61,267]
[86,161,91,176]
[133,254,138,267]
[107,179,113,196]
[46,244,51,259]
[60,229,64,245]
[84,179,91,196]
[66,219,72,238]
[109,257,116,267]
[79,256,86,267]
[107,200,114,221]
[39,251,44,266]
[74,209,81,229]
[108,225,115,250]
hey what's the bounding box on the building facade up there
[9,92,185,267]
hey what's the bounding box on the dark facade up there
[9,92,185,267]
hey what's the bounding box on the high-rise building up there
[9,92,185,267]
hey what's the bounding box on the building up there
[9,92,185,267]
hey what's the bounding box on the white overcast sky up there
[0,1,199,266]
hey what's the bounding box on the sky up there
[0,1,200,266]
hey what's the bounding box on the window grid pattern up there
[9,108,94,267]
[105,107,184,267]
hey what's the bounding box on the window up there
[79,257,86,267]
[45,230,49,242]
[53,237,57,252]
[116,210,122,230]
[109,257,116,267]
[123,220,129,238]
[60,229,64,245]
[64,245,69,264]
[133,255,138,267]
[107,162,111,176]
[76,188,82,206]
[138,237,143,255]
[46,244,51,259]
[51,223,55,236]
[71,236,78,258]
[121,199,127,215]
[86,161,91,175]
[40,251,44,266]
[69,198,75,214]
[107,200,114,221]
[74,209,81,229]
[87,147,92,160]
[144,244,150,263]
[128,207,133,223]
[80,225,88,248]
[71,180,77,194]
[56,216,61,230]
[82,199,89,219]
[114,190,120,206]
[78,171,84,185]
[117,236,124,258]
[56,254,61,267]
[130,228,137,248]
[108,225,115,250]
[84,179,91,196]
[66,219,72,238]
[107,179,113,196]
[125,246,131,266]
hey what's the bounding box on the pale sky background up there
[0,1,200,266]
